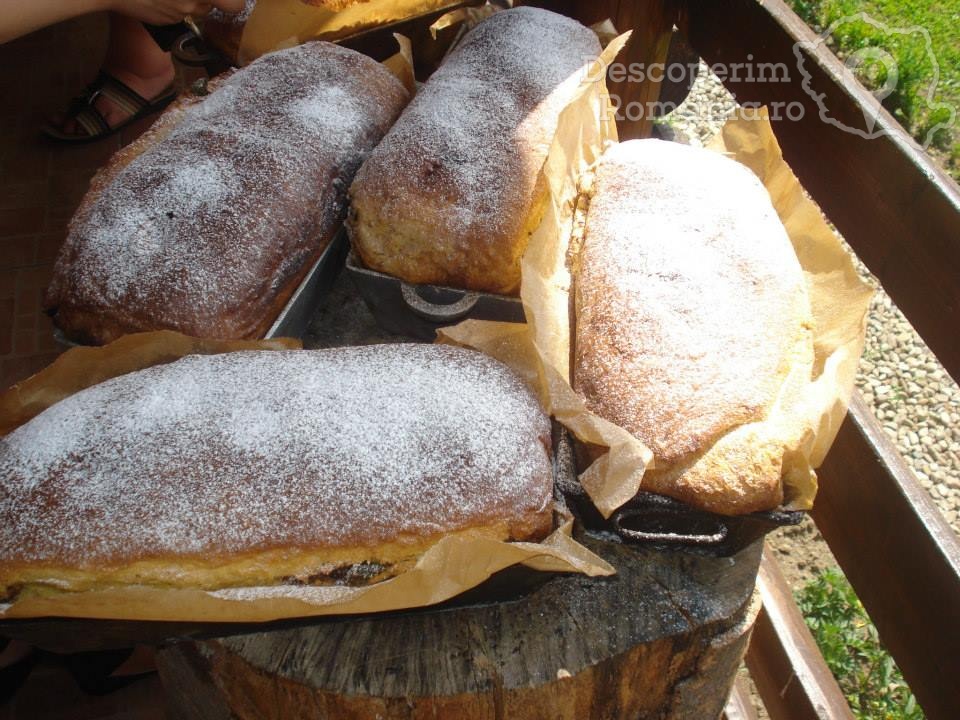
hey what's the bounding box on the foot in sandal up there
[42,67,176,143]
[42,12,177,143]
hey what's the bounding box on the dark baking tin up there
[52,231,348,349]
[345,251,526,340]
[553,426,804,557]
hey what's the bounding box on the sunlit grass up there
[797,568,924,719]
[791,0,959,178]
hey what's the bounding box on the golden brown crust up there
[0,345,554,598]
[2,521,552,599]
[573,140,815,515]
[348,7,601,296]
[44,42,409,344]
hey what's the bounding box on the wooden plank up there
[813,392,960,720]
[525,0,679,139]
[746,549,855,720]
[606,0,678,140]
[722,676,760,720]
[682,0,960,384]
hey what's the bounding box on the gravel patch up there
[667,61,960,534]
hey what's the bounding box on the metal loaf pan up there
[345,251,526,341]
[53,231,348,349]
[264,231,348,339]
[553,426,804,557]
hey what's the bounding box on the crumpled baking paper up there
[238,0,470,63]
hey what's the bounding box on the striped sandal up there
[42,71,176,143]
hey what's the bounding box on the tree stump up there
[157,536,762,720]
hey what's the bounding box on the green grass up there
[790,0,960,178]
[796,568,924,719]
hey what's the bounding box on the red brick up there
[0,207,45,237]
[0,321,10,355]
[34,234,65,264]
[0,236,37,269]
[15,286,42,317]
[15,264,52,291]
[12,328,36,356]
[0,181,46,210]
[0,351,61,389]
[42,214,70,235]
[0,147,52,183]
[47,170,93,213]
[13,312,35,331]
[48,133,122,171]
[0,269,16,299]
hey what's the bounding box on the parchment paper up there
[239,0,469,63]
[444,106,873,518]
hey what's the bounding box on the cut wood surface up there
[683,0,960,384]
[158,536,762,720]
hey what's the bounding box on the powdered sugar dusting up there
[575,139,811,461]
[0,345,552,571]
[49,42,407,339]
[350,7,600,275]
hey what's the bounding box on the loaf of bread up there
[574,140,815,515]
[0,345,553,600]
[348,6,602,295]
[44,41,409,345]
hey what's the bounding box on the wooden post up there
[746,550,854,720]
[813,394,960,720]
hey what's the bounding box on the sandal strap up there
[94,71,153,116]
[72,103,111,138]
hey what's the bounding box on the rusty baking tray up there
[345,251,526,340]
[53,231,348,349]
[552,426,804,557]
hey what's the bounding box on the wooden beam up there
[746,549,855,720]
[813,392,960,720]
[682,0,960,384]
[722,676,760,720]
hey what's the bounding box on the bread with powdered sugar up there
[0,344,554,599]
[45,41,409,344]
[348,6,602,296]
[573,140,815,515]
